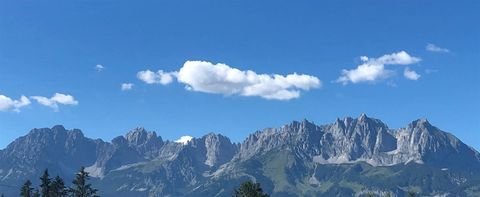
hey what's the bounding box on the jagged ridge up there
[1,114,479,196]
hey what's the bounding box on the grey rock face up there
[0,125,106,182]
[237,114,480,168]
[1,115,479,197]
[95,127,165,175]
[194,133,239,167]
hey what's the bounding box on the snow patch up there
[136,188,148,192]
[117,184,129,191]
[113,162,146,171]
[1,169,13,181]
[175,135,193,145]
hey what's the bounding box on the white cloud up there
[336,51,421,85]
[137,61,321,100]
[176,61,321,100]
[404,67,421,80]
[137,70,177,85]
[336,64,391,85]
[121,83,134,91]
[95,64,105,72]
[0,95,31,112]
[366,51,421,65]
[175,135,193,145]
[31,93,78,111]
[426,43,450,53]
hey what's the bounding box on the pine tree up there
[32,189,40,197]
[233,180,269,197]
[70,167,98,197]
[39,169,52,197]
[20,180,34,197]
[407,190,417,197]
[50,175,68,197]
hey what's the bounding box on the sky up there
[0,0,479,150]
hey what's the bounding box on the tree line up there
[19,167,98,197]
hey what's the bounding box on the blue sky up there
[0,1,479,149]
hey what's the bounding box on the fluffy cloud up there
[175,135,193,145]
[361,51,421,65]
[336,64,391,85]
[137,61,321,100]
[0,95,31,112]
[95,64,105,72]
[137,70,177,85]
[174,61,321,100]
[336,51,421,85]
[121,83,134,91]
[426,43,450,53]
[31,93,78,111]
[404,67,421,80]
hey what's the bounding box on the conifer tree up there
[50,175,68,197]
[233,180,269,197]
[20,180,34,197]
[70,167,98,197]
[39,169,51,197]
[32,189,40,197]
[408,190,417,197]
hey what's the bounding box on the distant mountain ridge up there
[1,114,480,196]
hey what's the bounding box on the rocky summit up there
[1,115,479,196]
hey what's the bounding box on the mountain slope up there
[1,115,479,196]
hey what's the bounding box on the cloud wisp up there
[137,70,177,85]
[0,94,31,112]
[404,67,421,80]
[121,83,134,91]
[336,51,421,85]
[95,64,105,72]
[31,93,79,111]
[137,61,321,100]
[426,43,450,53]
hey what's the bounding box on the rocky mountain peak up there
[1,118,480,197]
[125,127,160,146]
[203,132,227,141]
[51,125,67,132]
[409,118,432,129]
[200,133,238,167]
[355,113,384,125]
[358,113,368,121]
[284,119,317,133]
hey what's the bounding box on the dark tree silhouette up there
[32,189,40,197]
[20,180,34,197]
[70,167,98,197]
[233,180,269,197]
[408,190,417,197]
[20,167,100,197]
[39,169,51,197]
[50,175,68,197]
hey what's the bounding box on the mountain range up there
[1,114,480,196]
